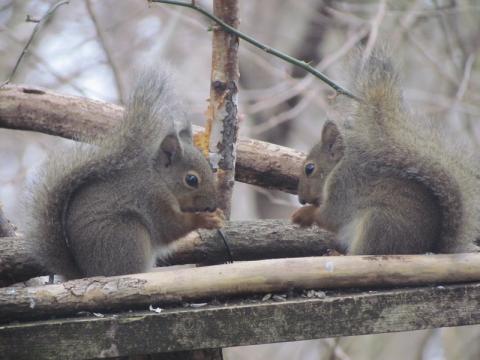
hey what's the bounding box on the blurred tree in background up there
[1,0,479,359]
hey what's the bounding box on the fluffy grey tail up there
[347,48,479,253]
[105,68,191,158]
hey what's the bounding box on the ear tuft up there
[321,121,344,161]
[159,134,182,167]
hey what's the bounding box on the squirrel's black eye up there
[185,173,199,188]
[305,163,315,176]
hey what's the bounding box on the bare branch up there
[206,0,240,218]
[1,253,480,322]
[149,0,360,101]
[361,0,387,64]
[85,0,125,103]
[0,0,70,87]
[0,84,304,194]
[0,220,332,286]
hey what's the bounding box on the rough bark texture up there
[1,253,480,323]
[0,84,304,193]
[1,282,479,359]
[0,220,332,286]
[0,236,45,287]
[207,0,240,218]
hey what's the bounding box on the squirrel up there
[23,69,224,279]
[292,49,480,255]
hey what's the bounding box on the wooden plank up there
[1,282,479,359]
[0,84,304,193]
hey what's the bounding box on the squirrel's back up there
[345,48,480,252]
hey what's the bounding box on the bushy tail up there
[24,68,191,277]
[346,47,480,253]
[103,68,192,158]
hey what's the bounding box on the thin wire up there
[217,229,233,263]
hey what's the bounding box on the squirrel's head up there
[154,134,218,213]
[298,121,345,206]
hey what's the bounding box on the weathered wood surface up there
[0,220,332,286]
[1,282,479,359]
[0,84,304,193]
[1,253,480,323]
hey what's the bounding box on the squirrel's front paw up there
[291,205,317,227]
[194,208,225,229]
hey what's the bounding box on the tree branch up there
[85,0,125,103]
[0,84,304,193]
[149,0,360,101]
[1,253,480,323]
[0,220,332,286]
[0,0,70,87]
[207,0,240,218]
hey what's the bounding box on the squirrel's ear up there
[321,121,344,161]
[158,134,183,167]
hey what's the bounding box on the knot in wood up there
[212,80,227,94]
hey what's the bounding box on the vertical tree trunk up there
[208,0,240,219]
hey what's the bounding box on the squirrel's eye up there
[304,163,315,176]
[184,172,199,188]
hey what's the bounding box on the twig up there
[0,24,89,97]
[251,91,315,135]
[0,0,69,87]
[362,0,387,64]
[149,0,360,101]
[85,0,125,103]
[454,53,475,103]
[432,0,464,74]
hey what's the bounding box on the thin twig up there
[432,0,463,74]
[251,90,315,135]
[455,53,475,103]
[149,0,360,101]
[362,0,387,64]
[85,0,125,103]
[0,24,89,97]
[0,0,69,87]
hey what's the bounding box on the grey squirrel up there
[292,49,480,255]
[24,70,224,279]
